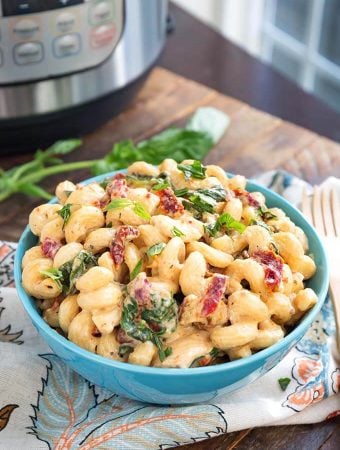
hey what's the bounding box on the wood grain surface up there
[0,67,339,448]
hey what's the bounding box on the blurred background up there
[173,0,340,113]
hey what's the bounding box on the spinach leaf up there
[68,251,98,293]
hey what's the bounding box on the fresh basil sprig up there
[0,107,229,203]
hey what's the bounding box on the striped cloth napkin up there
[0,171,339,450]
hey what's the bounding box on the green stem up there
[17,160,97,185]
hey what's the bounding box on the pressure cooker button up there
[90,24,116,48]
[53,34,81,58]
[13,19,40,39]
[14,42,43,65]
[56,12,76,33]
[90,1,113,25]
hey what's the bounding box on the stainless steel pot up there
[0,0,168,151]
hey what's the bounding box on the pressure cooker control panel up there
[0,0,124,84]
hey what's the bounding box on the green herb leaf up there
[210,347,222,358]
[219,213,246,233]
[278,377,291,391]
[105,198,150,221]
[132,202,151,221]
[68,251,97,294]
[151,180,170,191]
[172,226,185,237]
[178,160,206,180]
[118,344,134,358]
[251,219,272,232]
[196,186,227,202]
[43,139,82,157]
[147,242,166,257]
[189,355,213,368]
[130,259,143,281]
[126,174,154,187]
[186,107,230,143]
[164,347,172,358]
[258,206,277,221]
[16,183,53,200]
[206,213,246,237]
[105,198,134,210]
[40,268,63,289]
[185,192,216,214]
[57,203,72,229]
[174,188,189,197]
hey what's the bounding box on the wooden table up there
[1,4,339,449]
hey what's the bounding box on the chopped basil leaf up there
[106,222,113,228]
[147,242,166,257]
[270,241,280,255]
[130,259,143,281]
[178,160,206,180]
[258,206,277,221]
[278,377,291,391]
[105,198,150,221]
[121,295,177,362]
[40,268,63,289]
[126,174,153,187]
[57,203,72,229]
[164,347,172,358]
[206,213,246,236]
[105,198,134,210]
[185,192,216,214]
[219,213,246,233]
[151,180,170,191]
[40,260,74,295]
[118,344,134,358]
[251,219,272,232]
[99,178,111,189]
[68,251,98,294]
[174,188,189,197]
[196,186,226,202]
[172,226,185,237]
[209,347,222,358]
[132,202,151,221]
[190,355,209,368]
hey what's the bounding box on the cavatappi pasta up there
[22,159,318,368]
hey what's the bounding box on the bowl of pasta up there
[14,159,329,404]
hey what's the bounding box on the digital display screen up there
[2,0,84,16]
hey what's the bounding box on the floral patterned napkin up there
[0,171,339,450]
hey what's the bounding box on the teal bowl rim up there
[14,170,329,377]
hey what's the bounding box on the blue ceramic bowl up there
[14,172,329,404]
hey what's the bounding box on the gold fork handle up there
[329,275,340,352]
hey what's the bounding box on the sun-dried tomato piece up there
[201,273,228,316]
[41,238,62,259]
[106,173,128,199]
[132,275,152,307]
[233,188,260,208]
[157,187,184,216]
[253,249,284,290]
[110,225,139,265]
